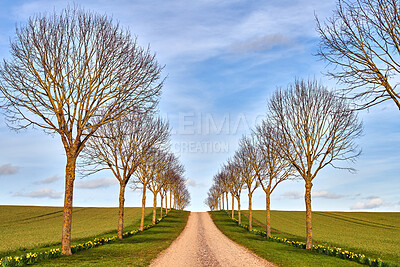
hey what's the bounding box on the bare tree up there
[219,167,235,217]
[148,151,175,223]
[174,179,190,210]
[214,171,230,212]
[169,172,186,210]
[205,195,217,211]
[268,79,362,249]
[227,158,245,224]
[254,119,295,237]
[316,0,400,109]
[223,168,236,219]
[134,147,161,230]
[0,7,163,255]
[80,114,169,239]
[162,158,184,216]
[235,136,260,231]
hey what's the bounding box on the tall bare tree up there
[227,158,245,224]
[254,119,295,237]
[219,167,235,217]
[205,195,217,211]
[316,0,400,109]
[268,79,362,249]
[235,136,260,231]
[148,151,173,224]
[223,167,236,219]
[134,148,159,230]
[176,187,191,210]
[80,114,169,239]
[171,175,184,210]
[161,158,184,216]
[0,7,163,255]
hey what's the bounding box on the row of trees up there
[81,111,190,238]
[207,0,400,251]
[206,79,363,250]
[0,7,190,255]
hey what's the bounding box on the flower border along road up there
[222,211,397,267]
[0,214,168,267]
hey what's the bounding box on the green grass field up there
[37,209,190,266]
[237,210,400,266]
[0,205,153,256]
[210,211,362,267]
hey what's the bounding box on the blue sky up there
[0,0,399,212]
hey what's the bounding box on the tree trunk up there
[117,182,126,239]
[222,194,225,210]
[173,191,176,209]
[169,190,172,210]
[165,194,168,213]
[305,180,313,250]
[238,196,241,224]
[248,192,253,231]
[61,155,77,255]
[165,193,168,214]
[266,193,271,237]
[231,192,234,219]
[160,195,164,218]
[140,185,146,231]
[226,192,229,211]
[152,191,157,224]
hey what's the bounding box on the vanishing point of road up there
[150,212,275,267]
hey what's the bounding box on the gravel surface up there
[150,212,275,267]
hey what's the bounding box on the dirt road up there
[150,212,275,267]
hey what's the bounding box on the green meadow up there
[37,209,190,266]
[235,210,400,266]
[0,206,190,266]
[0,205,153,255]
[211,211,362,266]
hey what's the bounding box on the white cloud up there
[14,187,62,199]
[283,190,346,199]
[350,197,385,210]
[0,164,19,175]
[283,191,303,199]
[312,190,346,199]
[75,178,117,189]
[231,34,293,53]
[186,178,205,188]
[34,174,61,184]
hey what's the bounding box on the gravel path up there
[150,212,275,267]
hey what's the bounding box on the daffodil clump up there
[227,212,396,267]
[0,214,168,267]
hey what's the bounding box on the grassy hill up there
[0,205,153,255]
[238,210,400,266]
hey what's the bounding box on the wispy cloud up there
[312,190,346,199]
[350,197,385,210]
[231,34,293,53]
[75,178,117,189]
[0,164,19,175]
[186,178,205,188]
[14,187,62,199]
[283,190,346,199]
[34,174,61,184]
[282,191,303,199]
